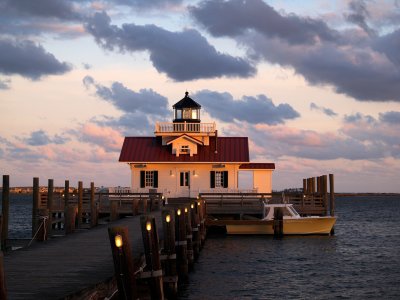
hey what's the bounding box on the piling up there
[77,181,83,228]
[184,206,194,267]
[0,252,6,300]
[47,179,54,236]
[90,182,97,227]
[161,209,177,297]
[108,226,137,300]
[32,177,40,238]
[302,178,307,194]
[322,175,328,216]
[273,207,283,238]
[1,175,9,251]
[190,202,200,260]
[140,215,164,300]
[65,205,77,234]
[110,201,119,221]
[175,207,188,280]
[329,174,335,235]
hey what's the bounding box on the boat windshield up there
[287,206,300,217]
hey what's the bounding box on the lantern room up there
[173,92,201,123]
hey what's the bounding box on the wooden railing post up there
[47,179,54,237]
[108,227,137,300]
[161,209,177,298]
[140,215,164,300]
[273,207,283,238]
[175,207,188,280]
[302,178,307,194]
[190,202,200,260]
[1,175,10,251]
[77,181,83,228]
[322,175,328,216]
[32,177,40,238]
[329,174,335,217]
[184,206,194,268]
[90,182,97,227]
[0,251,6,300]
[110,200,119,221]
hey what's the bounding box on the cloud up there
[379,111,400,124]
[77,123,124,152]
[190,0,400,102]
[85,11,255,81]
[190,0,339,45]
[0,0,82,20]
[310,102,338,117]
[345,0,376,36]
[112,0,183,9]
[194,90,300,125]
[83,75,169,117]
[0,78,11,90]
[0,39,71,79]
[23,130,69,146]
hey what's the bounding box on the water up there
[1,194,400,298]
[0,193,32,239]
[179,196,400,299]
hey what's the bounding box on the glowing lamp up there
[184,207,188,213]
[146,221,152,231]
[177,209,181,216]
[191,203,194,209]
[197,201,201,206]
[115,234,123,248]
[166,214,171,223]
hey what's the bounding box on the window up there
[176,109,182,119]
[191,109,198,119]
[140,171,158,188]
[180,171,190,186]
[210,171,228,188]
[180,145,189,154]
[183,108,191,119]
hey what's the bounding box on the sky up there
[0,0,399,192]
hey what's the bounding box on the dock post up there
[329,174,335,235]
[47,179,54,237]
[1,175,10,251]
[322,175,328,216]
[77,181,83,228]
[140,215,164,300]
[184,205,194,268]
[110,200,119,221]
[273,207,283,238]
[108,226,137,300]
[161,209,178,298]
[302,178,307,194]
[65,205,77,234]
[190,202,200,260]
[0,251,6,300]
[198,199,206,247]
[36,208,49,241]
[64,180,69,231]
[175,206,189,280]
[90,182,97,227]
[132,199,139,216]
[32,177,40,238]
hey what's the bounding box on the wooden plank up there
[3,212,163,300]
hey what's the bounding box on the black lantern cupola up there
[173,92,201,123]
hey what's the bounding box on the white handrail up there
[155,122,216,133]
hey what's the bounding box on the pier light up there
[114,234,123,248]
[146,221,152,231]
[177,209,181,216]
[162,195,165,200]
[197,201,201,206]
[184,207,188,214]
[166,214,171,223]
[191,203,194,209]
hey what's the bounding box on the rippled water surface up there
[179,196,400,299]
[1,194,400,298]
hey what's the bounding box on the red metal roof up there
[119,136,249,163]
[239,163,275,170]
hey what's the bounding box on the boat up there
[224,203,336,235]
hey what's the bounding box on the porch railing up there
[155,122,216,133]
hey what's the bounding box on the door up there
[179,171,190,197]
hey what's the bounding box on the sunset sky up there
[1,0,399,192]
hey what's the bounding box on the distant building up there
[119,92,275,198]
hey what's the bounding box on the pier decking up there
[3,212,162,299]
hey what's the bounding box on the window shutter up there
[223,171,228,188]
[210,171,215,188]
[180,172,184,186]
[153,171,158,188]
[140,171,145,188]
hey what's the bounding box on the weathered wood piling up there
[1,175,9,251]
